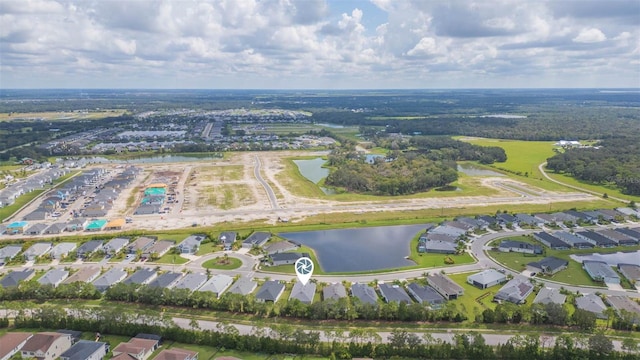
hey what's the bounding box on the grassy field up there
[0,190,44,221]
[155,253,189,265]
[0,110,127,121]
[448,272,498,313]
[202,257,242,270]
[546,170,640,202]
[198,183,255,209]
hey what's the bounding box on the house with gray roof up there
[618,264,640,289]
[467,269,506,289]
[123,268,157,285]
[172,273,207,291]
[242,231,271,248]
[66,219,87,232]
[23,242,53,261]
[379,283,412,304]
[533,287,566,305]
[554,231,593,249]
[419,232,457,243]
[270,252,309,266]
[198,274,234,298]
[143,240,174,259]
[498,240,542,255]
[63,267,101,284]
[407,283,445,308]
[429,224,466,238]
[104,238,130,255]
[575,293,607,318]
[455,217,484,229]
[148,272,183,289]
[496,213,517,224]
[177,235,205,254]
[25,223,48,236]
[23,210,49,221]
[0,245,23,264]
[418,239,457,254]
[289,281,317,304]
[606,296,640,317]
[597,229,638,246]
[218,232,237,250]
[323,283,347,301]
[526,257,568,275]
[264,240,299,255]
[533,213,556,225]
[44,223,67,235]
[255,280,285,302]
[76,240,103,258]
[533,232,570,250]
[60,340,107,360]
[616,207,640,217]
[37,269,69,288]
[128,236,156,254]
[427,273,464,300]
[616,228,640,241]
[493,277,534,304]
[50,242,77,259]
[552,212,579,224]
[0,269,35,287]
[351,283,379,305]
[583,260,620,284]
[227,277,257,295]
[92,268,127,292]
[515,213,541,226]
[576,231,617,248]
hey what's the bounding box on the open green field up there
[546,170,640,203]
[202,256,242,270]
[155,253,189,265]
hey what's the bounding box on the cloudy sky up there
[1,0,639,89]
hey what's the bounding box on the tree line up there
[2,304,638,360]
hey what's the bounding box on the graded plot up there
[195,165,244,182]
[196,184,256,210]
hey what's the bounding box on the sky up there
[1,0,639,89]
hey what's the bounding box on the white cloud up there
[573,28,607,43]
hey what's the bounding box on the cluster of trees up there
[4,304,638,360]
[546,137,640,195]
[0,281,100,301]
[410,136,507,164]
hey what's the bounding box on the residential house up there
[323,283,347,301]
[44,223,67,235]
[597,229,638,246]
[0,245,23,264]
[533,213,556,225]
[616,207,640,218]
[152,348,198,360]
[0,269,35,287]
[38,269,69,288]
[496,213,517,225]
[0,332,33,360]
[418,239,457,254]
[177,235,205,254]
[76,240,103,258]
[226,277,257,295]
[575,294,607,319]
[526,257,568,275]
[103,237,130,255]
[595,209,621,222]
[143,240,174,259]
[407,283,445,308]
[23,242,53,261]
[551,212,579,224]
[378,283,412,304]
[134,204,161,215]
[576,231,617,248]
[583,260,620,284]
[606,296,640,317]
[533,287,567,305]
[147,272,183,289]
[427,273,464,300]
[467,269,506,289]
[59,340,108,360]
[554,231,593,249]
[419,232,458,243]
[493,277,534,304]
[23,210,49,221]
[565,210,596,224]
[429,224,466,239]
[198,274,234,298]
[6,221,28,234]
[533,232,570,250]
[63,267,101,285]
[289,281,317,304]
[172,273,207,292]
[618,264,640,288]
[515,213,540,227]
[350,283,379,305]
[476,215,498,227]
[128,236,156,254]
[218,232,237,251]
[264,240,299,255]
[92,268,127,292]
[25,223,48,236]
[123,268,157,286]
[616,228,640,241]
[20,332,72,360]
[255,280,285,302]
[111,338,159,360]
[498,240,543,255]
[270,252,309,266]
[66,219,87,232]
[242,232,271,248]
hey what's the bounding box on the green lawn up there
[202,257,242,270]
[196,242,216,256]
[0,190,44,221]
[155,253,189,265]
[447,272,498,315]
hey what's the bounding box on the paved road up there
[253,155,279,209]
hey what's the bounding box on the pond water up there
[279,224,430,272]
[293,158,329,184]
[86,155,223,164]
[570,251,640,266]
[457,164,505,177]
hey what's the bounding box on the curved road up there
[253,155,279,209]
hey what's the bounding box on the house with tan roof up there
[20,332,72,360]
[111,338,159,360]
[152,348,198,360]
[63,267,101,284]
[0,332,33,360]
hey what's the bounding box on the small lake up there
[293,158,329,184]
[457,164,505,177]
[570,251,640,266]
[279,224,430,272]
[85,155,223,164]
